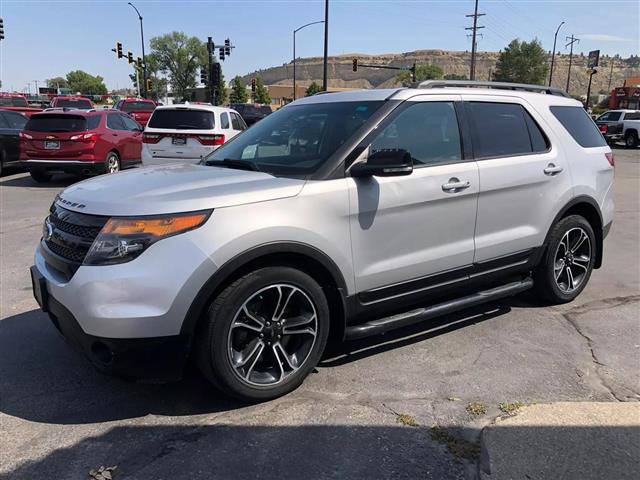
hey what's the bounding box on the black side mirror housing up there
[350,149,413,177]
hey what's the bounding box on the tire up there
[30,168,53,183]
[105,152,120,174]
[196,267,330,401]
[533,215,596,304]
[624,131,638,148]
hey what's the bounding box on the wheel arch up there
[180,242,349,348]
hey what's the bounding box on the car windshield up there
[56,99,92,109]
[148,109,215,130]
[0,96,28,107]
[122,101,156,113]
[204,101,383,177]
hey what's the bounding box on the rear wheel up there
[196,267,330,401]
[30,169,53,183]
[625,131,638,148]
[534,215,595,304]
[106,152,120,174]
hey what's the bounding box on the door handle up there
[442,179,471,192]
[544,164,563,175]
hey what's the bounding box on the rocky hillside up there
[242,49,640,97]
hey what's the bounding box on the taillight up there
[605,152,615,167]
[195,134,224,146]
[598,124,608,133]
[143,133,162,144]
[19,131,33,140]
[70,133,98,142]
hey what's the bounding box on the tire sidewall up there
[106,152,120,173]
[625,133,638,148]
[203,267,330,401]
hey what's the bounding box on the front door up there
[348,96,479,303]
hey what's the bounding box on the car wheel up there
[534,215,596,304]
[30,169,53,183]
[196,267,330,401]
[624,131,638,148]
[106,152,120,174]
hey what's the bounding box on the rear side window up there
[86,115,101,130]
[54,99,92,109]
[106,114,126,130]
[220,112,230,129]
[25,114,87,132]
[148,109,214,130]
[122,101,155,113]
[626,112,640,120]
[468,102,548,158]
[550,106,606,148]
[230,112,242,130]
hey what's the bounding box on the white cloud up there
[579,34,632,42]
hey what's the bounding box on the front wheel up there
[196,267,330,401]
[534,215,596,304]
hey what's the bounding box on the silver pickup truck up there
[596,109,640,147]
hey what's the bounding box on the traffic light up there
[352,58,358,72]
[251,78,256,93]
[0,18,5,41]
[219,47,225,61]
[116,42,123,59]
[137,57,143,68]
[211,63,221,86]
[224,38,231,56]
[127,51,134,64]
[146,78,153,92]
[200,66,208,84]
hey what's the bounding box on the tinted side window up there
[86,115,101,130]
[230,112,242,131]
[626,112,640,120]
[523,111,550,152]
[220,112,230,129]
[0,114,9,128]
[370,101,462,166]
[2,111,27,129]
[469,102,534,158]
[106,113,126,130]
[550,106,606,148]
[121,115,140,131]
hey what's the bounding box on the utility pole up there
[548,21,565,86]
[127,3,147,98]
[465,0,485,81]
[293,20,324,100]
[33,80,39,96]
[322,0,329,91]
[565,34,579,93]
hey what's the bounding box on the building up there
[608,77,640,110]
[266,84,360,108]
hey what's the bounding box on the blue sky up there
[1,0,638,93]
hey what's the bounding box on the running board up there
[345,277,534,341]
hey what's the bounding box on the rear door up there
[462,95,574,265]
[0,111,27,162]
[120,114,143,163]
[106,113,132,160]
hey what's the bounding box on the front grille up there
[43,203,108,269]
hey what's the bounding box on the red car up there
[49,96,95,110]
[113,97,157,127]
[0,93,43,117]
[20,109,143,182]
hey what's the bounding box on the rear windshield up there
[122,101,155,113]
[148,109,214,130]
[260,106,272,115]
[0,96,28,107]
[550,106,606,148]
[25,114,87,132]
[55,99,93,109]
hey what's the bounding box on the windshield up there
[205,101,383,176]
[148,109,214,130]
[0,96,28,107]
[55,99,93,109]
[123,101,156,113]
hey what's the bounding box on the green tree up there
[444,73,468,80]
[305,81,321,96]
[395,64,443,86]
[493,39,549,85]
[149,32,207,101]
[46,76,69,90]
[129,54,168,100]
[65,71,107,95]
[229,75,248,104]
[254,77,271,104]
[214,68,227,106]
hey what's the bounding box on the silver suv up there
[31,81,614,401]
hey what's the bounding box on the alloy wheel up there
[107,154,120,173]
[553,227,592,293]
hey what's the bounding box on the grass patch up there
[395,413,419,427]
[465,401,487,416]
[498,401,525,416]
[430,426,480,461]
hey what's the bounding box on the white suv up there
[141,103,247,165]
[31,81,614,401]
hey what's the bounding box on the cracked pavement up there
[1,149,638,479]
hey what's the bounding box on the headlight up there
[83,210,212,266]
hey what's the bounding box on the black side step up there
[345,277,534,341]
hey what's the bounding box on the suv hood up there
[57,163,306,216]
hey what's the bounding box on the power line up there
[465,0,485,80]
[565,34,580,92]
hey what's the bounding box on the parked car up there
[0,110,28,175]
[141,103,246,165]
[31,81,614,401]
[230,103,272,126]
[20,109,142,182]
[595,109,640,145]
[113,97,157,127]
[0,93,43,117]
[49,96,95,110]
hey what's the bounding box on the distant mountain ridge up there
[242,49,640,96]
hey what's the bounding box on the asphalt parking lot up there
[0,150,638,479]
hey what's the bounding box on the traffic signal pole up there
[207,37,215,105]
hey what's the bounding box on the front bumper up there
[22,159,105,175]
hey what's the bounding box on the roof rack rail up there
[417,80,571,98]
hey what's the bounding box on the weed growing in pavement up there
[498,401,525,416]
[466,401,487,416]
[395,413,419,427]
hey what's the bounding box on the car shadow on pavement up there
[0,172,85,188]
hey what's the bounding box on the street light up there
[548,21,565,87]
[293,20,324,100]
[128,2,147,98]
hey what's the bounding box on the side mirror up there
[350,149,413,177]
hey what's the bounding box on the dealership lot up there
[0,149,638,478]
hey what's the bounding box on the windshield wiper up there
[204,158,261,172]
